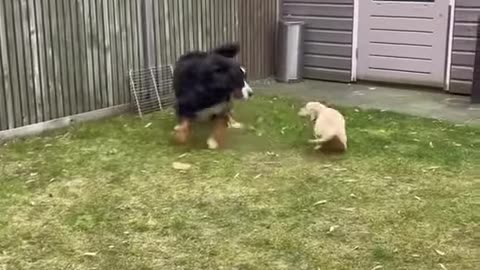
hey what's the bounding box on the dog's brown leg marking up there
[174,119,191,144]
[211,115,229,148]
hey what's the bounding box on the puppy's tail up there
[212,42,240,58]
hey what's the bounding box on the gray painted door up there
[357,0,450,88]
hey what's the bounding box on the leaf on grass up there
[371,266,383,270]
[172,162,192,171]
[344,179,358,183]
[429,142,434,148]
[333,168,348,172]
[453,142,462,147]
[83,252,97,257]
[350,193,357,199]
[234,173,240,179]
[25,179,36,184]
[178,153,189,158]
[341,207,356,212]
[254,174,262,179]
[144,122,152,128]
[434,249,446,256]
[414,196,422,201]
[438,263,448,270]
[327,225,339,234]
[313,200,328,206]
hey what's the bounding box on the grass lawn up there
[0,95,479,270]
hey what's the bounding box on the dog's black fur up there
[173,43,246,119]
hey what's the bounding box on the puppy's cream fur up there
[298,102,347,152]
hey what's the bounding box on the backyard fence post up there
[142,0,155,68]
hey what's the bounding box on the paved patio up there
[255,80,480,126]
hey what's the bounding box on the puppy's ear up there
[213,43,240,58]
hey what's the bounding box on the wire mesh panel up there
[129,65,175,117]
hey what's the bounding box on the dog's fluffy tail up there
[212,42,240,58]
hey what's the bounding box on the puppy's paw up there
[207,137,219,150]
[228,121,244,129]
[314,145,322,151]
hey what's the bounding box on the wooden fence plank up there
[44,0,56,119]
[116,0,130,103]
[31,0,46,122]
[0,0,12,130]
[5,0,22,127]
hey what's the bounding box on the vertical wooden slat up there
[130,0,138,69]
[124,0,132,73]
[23,0,38,124]
[74,0,85,113]
[31,0,45,122]
[35,0,48,121]
[136,0,143,69]
[83,0,94,111]
[19,0,35,125]
[152,0,159,66]
[7,0,22,127]
[64,0,76,115]
[44,0,55,119]
[103,0,113,106]
[173,0,180,59]
[69,0,81,113]
[112,0,122,105]
[90,0,100,108]
[50,0,63,117]
[97,0,105,108]
[187,0,194,51]
[191,0,197,50]
[0,0,13,130]
[57,0,69,116]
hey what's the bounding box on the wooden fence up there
[0,0,278,131]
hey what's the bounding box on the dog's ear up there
[213,43,240,58]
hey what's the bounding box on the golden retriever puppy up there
[298,102,347,152]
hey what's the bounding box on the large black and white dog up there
[173,43,253,149]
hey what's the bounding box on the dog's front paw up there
[228,121,244,129]
[207,137,219,150]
